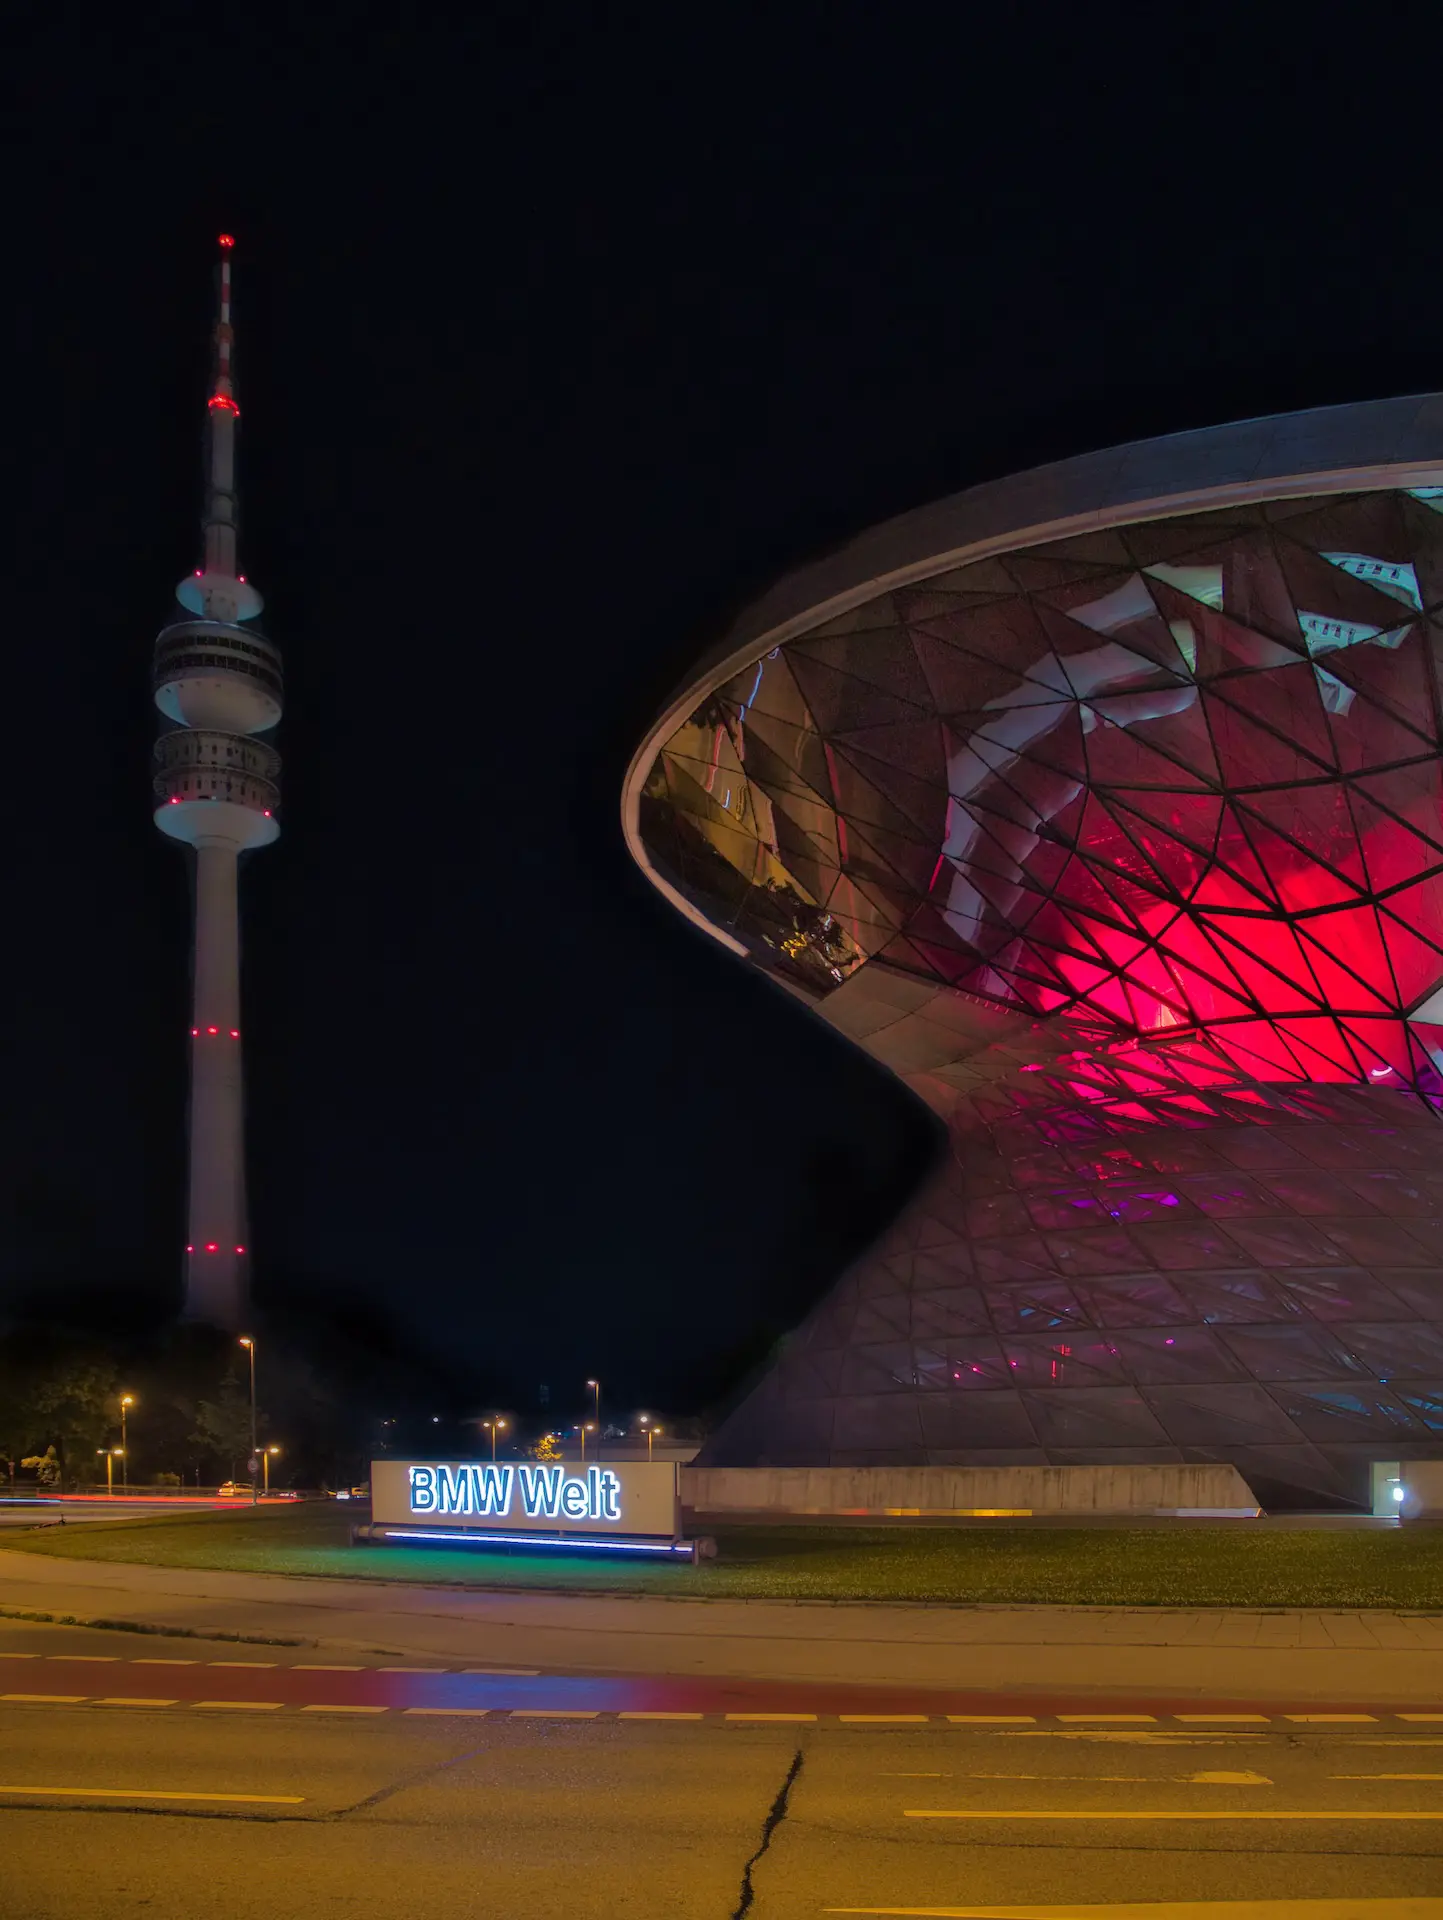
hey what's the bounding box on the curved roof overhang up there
[623,392,1443,958]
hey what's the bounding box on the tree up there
[22,1448,61,1488]
[189,1371,256,1480]
[530,1431,563,1464]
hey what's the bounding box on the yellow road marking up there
[193,1700,284,1711]
[1284,1714,1376,1724]
[378,1667,447,1674]
[2,1694,86,1704]
[208,1661,276,1669]
[1333,1772,1443,1780]
[293,1664,362,1671]
[508,1709,599,1719]
[403,1707,489,1717]
[725,1712,817,1722]
[1175,1714,1269,1724]
[0,1654,38,1660]
[618,1711,704,1721]
[905,1809,1443,1821]
[299,1704,387,1714]
[842,1715,930,1724]
[131,1659,197,1666]
[1399,1714,1443,1723]
[461,1667,540,1675]
[947,1715,1035,1724]
[0,1785,303,1804]
[94,1698,177,1708]
[60,1656,120,1662]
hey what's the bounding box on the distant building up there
[152,237,281,1328]
[625,396,1443,1505]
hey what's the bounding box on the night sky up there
[8,14,1439,1426]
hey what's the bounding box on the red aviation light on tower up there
[217,233,235,250]
[208,393,240,416]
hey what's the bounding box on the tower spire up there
[177,233,263,626]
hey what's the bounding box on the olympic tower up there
[152,234,281,1328]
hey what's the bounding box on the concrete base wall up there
[1401,1461,1443,1520]
[681,1462,1258,1517]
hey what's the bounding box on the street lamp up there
[119,1395,135,1492]
[97,1447,123,1497]
[647,1425,662,1462]
[263,1445,281,1496]
[481,1417,507,1461]
[579,1421,596,1462]
[585,1379,600,1461]
[238,1337,258,1505]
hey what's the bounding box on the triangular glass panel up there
[1294,909,1400,1012]
[1378,909,1443,1007]
[1083,709,1214,789]
[786,652,929,731]
[789,626,936,708]
[1352,765,1443,851]
[1350,788,1443,894]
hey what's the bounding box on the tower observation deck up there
[153,234,280,1329]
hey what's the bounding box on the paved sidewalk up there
[1,1546,1440,1704]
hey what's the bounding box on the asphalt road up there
[4,1626,1443,1918]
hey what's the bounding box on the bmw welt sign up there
[371,1459,680,1538]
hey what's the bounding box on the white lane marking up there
[292,1665,362,1672]
[461,1667,541,1676]
[1284,1714,1377,1724]
[57,1656,120,1663]
[131,1659,197,1666]
[904,1809,1443,1821]
[378,1667,447,1674]
[618,1711,704,1720]
[2,1694,86,1704]
[403,1708,489,1717]
[0,1786,304,1804]
[192,1700,284,1711]
[509,1709,599,1719]
[842,1715,930,1725]
[1175,1714,1270,1724]
[725,1713,817,1723]
[946,1715,1035,1724]
[1332,1772,1443,1780]
[94,1698,178,1708]
[0,1654,39,1660]
[299,1704,387,1714]
[1057,1714,1157,1724]
[208,1661,277,1669]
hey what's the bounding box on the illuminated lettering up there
[436,1464,472,1515]
[560,1478,588,1519]
[475,1463,513,1516]
[517,1465,563,1518]
[409,1465,437,1513]
[598,1469,622,1521]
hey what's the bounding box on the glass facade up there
[636,484,1443,1501]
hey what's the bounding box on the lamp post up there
[585,1379,600,1461]
[263,1445,281,1496]
[579,1421,595,1462]
[238,1337,258,1505]
[119,1395,135,1491]
[647,1425,662,1462]
[482,1417,507,1461]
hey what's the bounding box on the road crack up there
[732,1746,803,1918]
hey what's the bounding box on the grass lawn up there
[8,1503,1443,1608]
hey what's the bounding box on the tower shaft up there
[185,842,247,1325]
